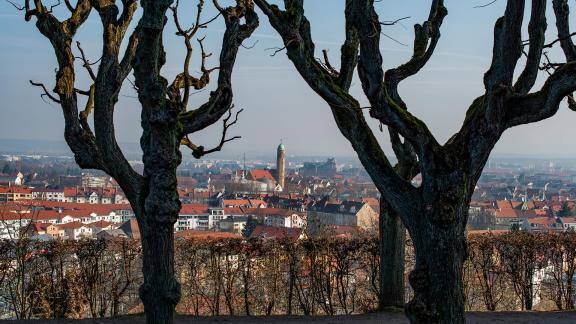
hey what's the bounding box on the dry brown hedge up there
[0,231,574,318]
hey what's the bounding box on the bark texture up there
[22,1,257,323]
[253,0,576,322]
[379,204,405,309]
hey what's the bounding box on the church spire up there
[276,141,286,190]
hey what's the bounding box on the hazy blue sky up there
[0,0,574,159]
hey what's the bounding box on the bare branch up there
[63,0,73,12]
[337,3,360,91]
[543,32,576,49]
[380,16,410,26]
[62,0,92,36]
[241,39,259,49]
[485,0,525,89]
[474,0,498,9]
[76,41,97,81]
[197,36,218,74]
[182,106,243,159]
[505,60,576,127]
[380,32,408,46]
[552,0,576,61]
[47,0,61,14]
[514,0,547,95]
[29,80,60,103]
[168,0,219,109]
[265,45,288,57]
[118,25,140,82]
[5,0,24,11]
[253,0,421,218]
[353,0,445,156]
[320,49,339,77]
[179,0,259,136]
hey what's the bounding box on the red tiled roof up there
[361,197,380,207]
[223,199,267,208]
[85,220,114,228]
[248,170,275,181]
[224,207,245,215]
[31,222,56,232]
[0,212,30,221]
[34,209,90,221]
[63,187,119,198]
[561,217,576,224]
[189,191,210,199]
[527,217,558,226]
[0,186,33,194]
[534,208,547,216]
[496,200,513,209]
[180,204,209,215]
[495,208,518,218]
[525,201,536,209]
[63,187,78,197]
[57,221,87,230]
[511,201,523,209]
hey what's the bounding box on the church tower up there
[276,142,286,190]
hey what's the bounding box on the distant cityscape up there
[2,141,576,241]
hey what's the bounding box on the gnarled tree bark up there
[253,0,576,322]
[20,0,258,323]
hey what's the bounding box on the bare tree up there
[468,234,507,311]
[0,205,38,319]
[253,0,576,322]
[17,0,258,322]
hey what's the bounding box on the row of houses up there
[0,201,135,239]
[0,185,129,204]
[28,220,117,240]
[469,199,576,231]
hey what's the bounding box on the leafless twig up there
[29,80,60,104]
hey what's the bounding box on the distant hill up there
[0,139,141,159]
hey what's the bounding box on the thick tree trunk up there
[405,205,468,324]
[379,199,406,309]
[139,220,180,324]
[137,130,182,324]
[133,3,183,322]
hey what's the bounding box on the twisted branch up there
[181,106,243,159]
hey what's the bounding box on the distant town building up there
[277,142,286,190]
[0,186,33,202]
[14,172,24,186]
[306,200,378,235]
[301,158,337,178]
[219,216,248,234]
[31,188,65,202]
[243,208,305,228]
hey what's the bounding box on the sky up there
[0,0,575,160]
